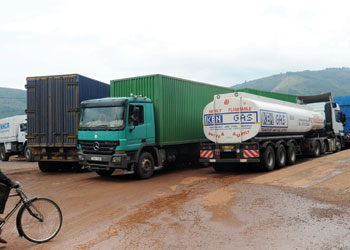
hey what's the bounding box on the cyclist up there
[0,170,19,244]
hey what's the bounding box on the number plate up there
[91,156,102,161]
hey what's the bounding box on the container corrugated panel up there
[236,88,297,103]
[111,74,234,146]
[26,74,110,147]
[334,96,350,134]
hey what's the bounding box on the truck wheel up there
[24,146,33,162]
[262,145,275,171]
[286,145,296,165]
[320,141,326,155]
[0,147,9,162]
[313,141,321,157]
[38,162,55,172]
[275,144,286,168]
[136,152,155,179]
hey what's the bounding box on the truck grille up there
[79,140,119,155]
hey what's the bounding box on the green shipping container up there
[111,74,233,146]
[236,88,297,103]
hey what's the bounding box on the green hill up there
[0,87,26,119]
[233,68,350,97]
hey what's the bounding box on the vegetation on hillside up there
[0,87,26,119]
[232,68,350,97]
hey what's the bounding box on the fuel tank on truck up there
[203,92,325,144]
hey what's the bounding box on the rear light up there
[215,149,220,159]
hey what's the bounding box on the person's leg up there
[0,183,10,244]
[0,183,10,215]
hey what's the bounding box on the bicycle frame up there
[0,189,39,230]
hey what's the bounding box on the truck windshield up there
[79,106,125,129]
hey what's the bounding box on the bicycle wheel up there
[17,198,62,243]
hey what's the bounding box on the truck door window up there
[20,123,27,132]
[129,105,144,126]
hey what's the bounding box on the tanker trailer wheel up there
[275,144,286,168]
[286,145,296,165]
[0,146,9,162]
[313,141,321,157]
[261,145,275,171]
[136,152,155,179]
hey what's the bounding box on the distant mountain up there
[0,87,26,119]
[233,68,350,97]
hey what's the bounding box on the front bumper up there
[78,152,128,170]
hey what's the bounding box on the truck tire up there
[0,147,9,162]
[24,146,33,162]
[275,144,286,168]
[313,141,321,157]
[96,169,114,177]
[38,162,55,172]
[286,145,296,165]
[261,145,275,171]
[136,152,155,179]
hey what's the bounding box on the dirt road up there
[1,151,350,249]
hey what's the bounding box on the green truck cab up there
[77,74,234,179]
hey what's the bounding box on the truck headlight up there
[112,156,122,163]
[78,155,84,161]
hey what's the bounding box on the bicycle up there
[0,186,62,243]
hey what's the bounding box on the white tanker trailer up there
[200,92,345,171]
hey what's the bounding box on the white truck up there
[0,115,32,162]
[200,92,345,171]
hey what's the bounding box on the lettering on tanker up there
[203,111,258,126]
[233,130,250,138]
[209,109,222,114]
[228,106,252,112]
[208,132,221,139]
[261,110,288,128]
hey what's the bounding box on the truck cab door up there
[18,123,27,143]
[126,104,147,151]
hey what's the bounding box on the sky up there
[1,0,350,90]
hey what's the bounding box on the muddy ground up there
[1,150,350,250]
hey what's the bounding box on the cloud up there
[1,0,350,89]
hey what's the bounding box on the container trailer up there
[26,74,110,172]
[77,74,233,178]
[0,115,32,161]
[200,92,345,171]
